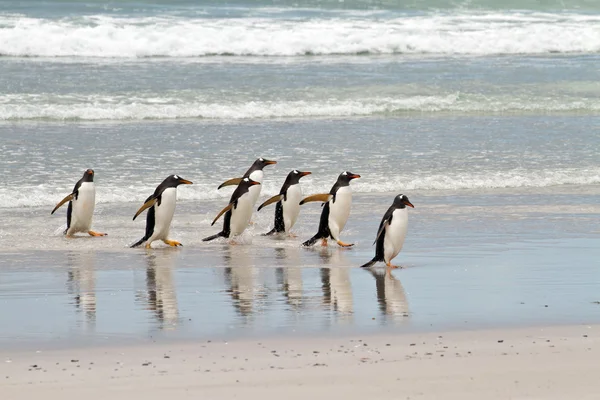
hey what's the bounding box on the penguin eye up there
[259,157,264,162]
[243,178,249,182]
[174,175,180,180]
[342,171,348,176]
[293,170,298,174]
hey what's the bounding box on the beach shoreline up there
[2,323,599,399]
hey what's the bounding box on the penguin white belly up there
[383,208,408,264]
[328,186,352,240]
[68,182,95,234]
[230,193,254,236]
[149,188,177,242]
[283,185,302,232]
[247,170,263,207]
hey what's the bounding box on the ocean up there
[0,0,599,347]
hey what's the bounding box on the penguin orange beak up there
[404,200,415,208]
[250,181,261,186]
[349,173,361,179]
[300,171,312,177]
[179,179,193,185]
[264,160,277,165]
[86,169,94,175]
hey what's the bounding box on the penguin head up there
[252,157,277,170]
[338,171,361,184]
[287,169,311,185]
[241,177,261,187]
[82,169,95,182]
[394,194,414,209]
[165,174,193,187]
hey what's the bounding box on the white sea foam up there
[1,93,599,121]
[0,12,599,58]
[2,168,598,209]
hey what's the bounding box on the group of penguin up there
[51,158,415,270]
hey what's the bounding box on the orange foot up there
[145,242,152,249]
[163,239,182,247]
[337,240,354,248]
[386,261,402,269]
[321,238,328,247]
[88,231,107,237]
[288,232,298,238]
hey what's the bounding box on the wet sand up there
[2,324,599,399]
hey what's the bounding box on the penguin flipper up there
[257,194,283,212]
[133,197,157,221]
[218,178,243,190]
[373,220,390,246]
[360,258,378,269]
[299,193,332,206]
[51,193,74,215]
[211,203,234,226]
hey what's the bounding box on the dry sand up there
[1,324,599,399]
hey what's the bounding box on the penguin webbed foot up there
[386,262,402,269]
[321,238,328,247]
[163,239,182,247]
[88,230,107,237]
[336,240,354,248]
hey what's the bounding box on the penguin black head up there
[164,174,193,187]
[82,169,95,182]
[252,157,277,170]
[240,177,261,187]
[393,194,414,209]
[286,169,311,185]
[338,171,361,184]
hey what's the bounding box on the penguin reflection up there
[142,250,179,330]
[367,269,409,320]
[223,247,264,319]
[274,247,303,310]
[66,251,97,329]
[318,249,354,319]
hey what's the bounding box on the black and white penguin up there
[217,157,276,208]
[131,175,193,249]
[203,177,261,242]
[360,194,414,269]
[51,169,106,237]
[257,169,311,236]
[300,171,360,247]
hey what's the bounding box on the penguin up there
[130,175,193,249]
[360,194,414,269]
[203,177,261,242]
[217,157,276,209]
[300,171,360,247]
[51,169,106,237]
[257,169,311,236]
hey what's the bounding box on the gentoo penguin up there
[360,194,414,269]
[50,169,106,237]
[203,177,260,242]
[217,157,276,209]
[131,175,193,249]
[300,171,360,247]
[257,169,311,236]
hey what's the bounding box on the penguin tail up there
[202,231,227,242]
[302,233,321,247]
[130,237,147,248]
[359,258,378,269]
[262,227,278,236]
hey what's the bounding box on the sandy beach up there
[2,324,599,399]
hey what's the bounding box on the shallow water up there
[1,189,599,347]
